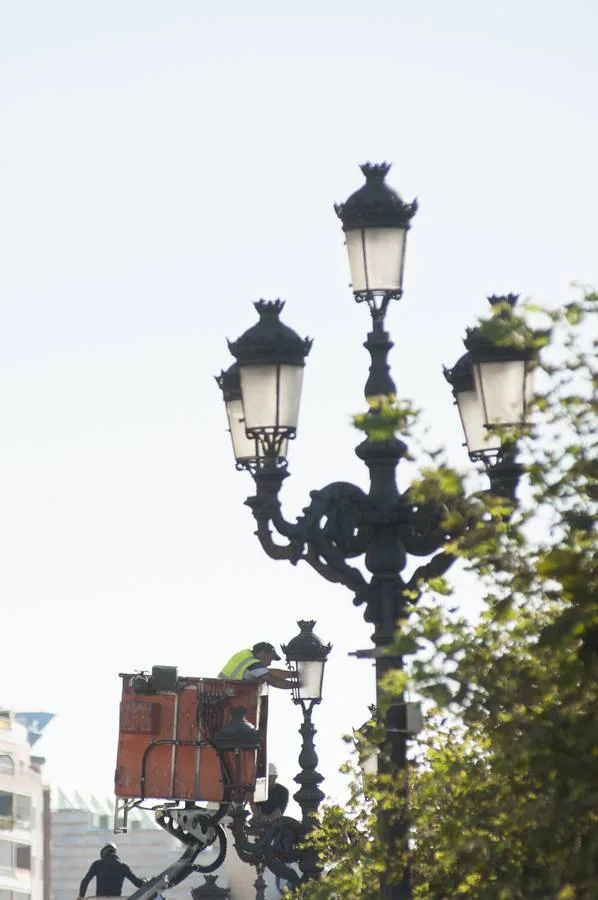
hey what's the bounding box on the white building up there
[50,791,228,900]
[50,791,291,899]
[0,710,47,900]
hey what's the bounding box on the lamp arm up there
[246,469,370,593]
[304,544,367,593]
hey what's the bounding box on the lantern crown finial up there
[254,298,286,318]
[359,161,392,181]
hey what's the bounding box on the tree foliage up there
[290,291,598,899]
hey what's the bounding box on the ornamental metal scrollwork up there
[247,476,370,593]
[296,482,370,557]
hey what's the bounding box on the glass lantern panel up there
[297,660,325,702]
[226,397,257,462]
[240,364,304,432]
[240,364,277,432]
[456,389,501,456]
[473,359,527,426]
[277,364,304,430]
[345,227,407,293]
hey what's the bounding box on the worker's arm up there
[78,861,98,898]
[123,865,145,888]
[267,668,296,679]
[265,672,295,690]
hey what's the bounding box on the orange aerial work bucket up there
[115,667,268,804]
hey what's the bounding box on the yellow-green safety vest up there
[219,648,262,680]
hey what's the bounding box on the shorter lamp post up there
[210,623,330,889]
[444,294,536,499]
[282,620,332,881]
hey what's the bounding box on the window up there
[15,844,31,871]
[0,756,13,775]
[91,813,110,830]
[0,839,12,871]
[15,796,31,829]
[0,791,13,826]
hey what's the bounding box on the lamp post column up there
[293,701,325,882]
[356,432,412,899]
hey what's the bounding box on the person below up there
[77,842,145,898]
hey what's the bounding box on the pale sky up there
[1,0,597,818]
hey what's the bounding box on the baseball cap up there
[268,763,278,776]
[252,641,281,661]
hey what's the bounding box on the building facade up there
[0,711,46,900]
[50,792,228,900]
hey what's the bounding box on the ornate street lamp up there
[216,163,540,899]
[444,294,536,498]
[335,161,417,315]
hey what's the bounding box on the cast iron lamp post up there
[216,163,535,899]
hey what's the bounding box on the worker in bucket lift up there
[77,842,145,898]
[219,641,296,690]
[252,762,290,825]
